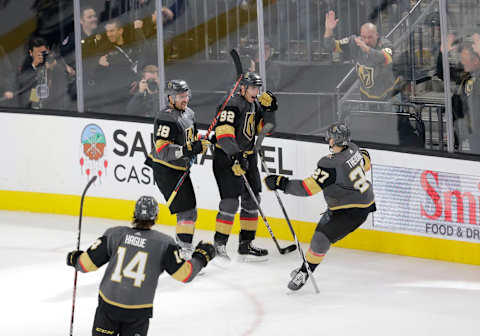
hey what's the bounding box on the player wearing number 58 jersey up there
[66,196,216,336]
[264,122,376,291]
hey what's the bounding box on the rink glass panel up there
[0,0,479,157]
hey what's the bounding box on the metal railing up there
[340,99,446,150]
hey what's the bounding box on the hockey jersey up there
[324,35,400,100]
[147,106,198,170]
[74,226,202,316]
[284,142,375,210]
[214,94,273,156]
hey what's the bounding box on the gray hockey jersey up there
[148,106,197,170]
[284,142,375,210]
[74,226,200,311]
[324,35,400,100]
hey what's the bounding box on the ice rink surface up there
[1,210,479,336]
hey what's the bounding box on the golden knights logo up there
[465,78,475,97]
[184,126,194,144]
[356,63,374,89]
[243,112,256,141]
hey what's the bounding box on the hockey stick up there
[257,151,320,293]
[69,175,97,336]
[256,123,319,293]
[240,173,296,255]
[166,49,243,208]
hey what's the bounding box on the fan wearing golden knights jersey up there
[145,79,209,259]
[264,122,376,290]
[324,10,400,101]
[212,71,277,261]
[66,196,215,336]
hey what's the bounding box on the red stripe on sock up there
[240,217,258,221]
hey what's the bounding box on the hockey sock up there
[300,262,318,273]
[214,232,229,245]
[177,233,193,244]
[239,229,256,242]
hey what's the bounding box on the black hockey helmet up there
[165,79,191,99]
[325,122,351,146]
[241,71,263,88]
[134,196,159,221]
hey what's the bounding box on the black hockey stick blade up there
[280,244,297,254]
[77,175,97,248]
[230,49,243,76]
[81,175,97,199]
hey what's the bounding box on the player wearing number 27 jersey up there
[264,122,376,291]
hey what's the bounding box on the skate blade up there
[237,254,269,263]
[211,256,231,269]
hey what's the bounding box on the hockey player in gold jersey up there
[264,122,376,290]
[66,196,215,335]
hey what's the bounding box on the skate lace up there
[292,270,307,285]
[176,237,193,259]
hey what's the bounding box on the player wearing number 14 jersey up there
[66,196,215,336]
[264,122,376,291]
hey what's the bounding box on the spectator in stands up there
[126,64,160,117]
[93,18,145,113]
[140,0,186,66]
[324,10,426,148]
[60,5,101,71]
[324,10,400,102]
[239,38,281,91]
[436,32,468,149]
[0,44,16,106]
[59,5,103,108]
[17,37,68,110]
[455,37,480,153]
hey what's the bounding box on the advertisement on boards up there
[374,165,480,243]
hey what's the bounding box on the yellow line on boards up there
[1,189,479,265]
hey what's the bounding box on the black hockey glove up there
[66,250,83,267]
[231,152,249,176]
[182,141,203,158]
[264,175,289,191]
[258,91,278,113]
[192,241,216,267]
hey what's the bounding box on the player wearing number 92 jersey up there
[264,122,375,291]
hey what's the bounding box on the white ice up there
[1,210,479,336]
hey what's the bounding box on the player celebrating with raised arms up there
[264,122,376,290]
[212,71,278,261]
[66,195,215,336]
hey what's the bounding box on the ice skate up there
[176,236,194,260]
[237,240,268,262]
[214,241,231,261]
[288,267,309,291]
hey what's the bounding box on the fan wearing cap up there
[66,195,215,336]
[210,72,278,261]
[264,122,376,291]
